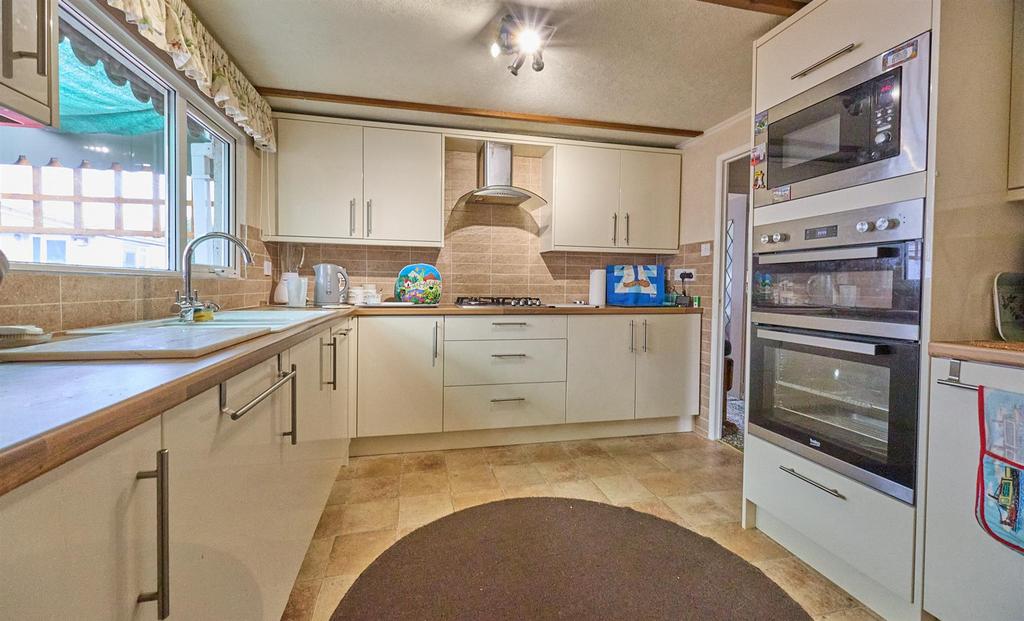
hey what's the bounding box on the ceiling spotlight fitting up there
[491,13,553,76]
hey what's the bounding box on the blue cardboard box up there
[606,265,666,306]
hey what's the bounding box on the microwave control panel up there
[870,70,902,161]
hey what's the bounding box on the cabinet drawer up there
[444,339,566,386]
[744,435,914,600]
[444,383,566,431]
[444,315,567,341]
[755,0,932,111]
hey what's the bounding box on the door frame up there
[706,144,751,441]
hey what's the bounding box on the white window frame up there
[8,0,248,278]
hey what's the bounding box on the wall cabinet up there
[0,0,57,126]
[923,358,1024,621]
[545,144,681,253]
[1009,0,1024,196]
[566,314,700,423]
[273,115,444,247]
[357,316,444,437]
[0,417,161,619]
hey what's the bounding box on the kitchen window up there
[0,3,240,273]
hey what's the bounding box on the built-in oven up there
[748,326,919,503]
[752,33,930,208]
[749,199,924,503]
[751,199,924,340]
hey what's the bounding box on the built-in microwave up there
[752,33,930,208]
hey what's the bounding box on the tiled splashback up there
[267,152,662,304]
[0,223,274,333]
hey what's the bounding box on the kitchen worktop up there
[0,304,702,497]
[929,340,1024,369]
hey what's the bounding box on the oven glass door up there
[767,68,902,189]
[749,326,918,500]
[752,240,922,327]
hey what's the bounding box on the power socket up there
[672,268,696,283]
[263,260,273,276]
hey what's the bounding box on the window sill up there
[10,262,242,280]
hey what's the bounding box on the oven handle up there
[756,328,886,356]
[757,246,897,265]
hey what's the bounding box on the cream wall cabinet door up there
[635,314,700,419]
[357,316,444,436]
[362,127,443,244]
[566,315,638,423]
[0,0,56,125]
[619,150,681,251]
[164,356,299,620]
[754,0,932,111]
[0,417,161,620]
[1010,0,1024,192]
[276,118,363,239]
[552,144,621,248]
[923,358,1024,620]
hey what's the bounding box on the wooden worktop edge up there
[928,341,1024,369]
[0,310,354,498]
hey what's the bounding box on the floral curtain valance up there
[106,0,276,152]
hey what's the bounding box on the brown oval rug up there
[332,497,810,620]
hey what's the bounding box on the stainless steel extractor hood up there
[454,141,546,209]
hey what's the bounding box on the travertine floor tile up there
[592,474,657,504]
[624,499,684,524]
[444,448,488,470]
[311,575,356,621]
[547,479,609,503]
[697,522,791,563]
[325,528,397,577]
[532,459,588,483]
[614,454,672,475]
[339,454,402,479]
[501,483,551,498]
[401,451,446,473]
[281,579,320,621]
[636,471,700,497]
[448,465,499,494]
[295,537,333,582]
[661,493,736,527]
[491,463,545,489]
[560,440,610,458]
[398,493,454,528]
[452,488,505,511]
[400,471,450,496]
[754,557,859,617]
[573,455,624,478]
[339,498,399,535]
[327,475,400,505]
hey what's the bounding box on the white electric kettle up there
[313,264,349,306]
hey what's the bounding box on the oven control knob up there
[771,232,788,243]
[760,233,772,244]
[874,131,892,145]
[875,217,898,231]
[856,220,874,233]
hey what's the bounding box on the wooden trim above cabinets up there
[695,0,805,17]
[257,87,703,139]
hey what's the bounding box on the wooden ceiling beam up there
[695,0,805,17]
[256,87,703,138]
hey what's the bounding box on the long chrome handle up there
[366,199,373,236]
[757,246,895,265]
[937,378,979,391]
[790,43,857,80]
[349,198,356,236]
[491,397,526,403]
[612,213,618,245]
[779,465,846,500]
[629,319,634,353]
[34,0,44,76]
[492,321,528,327]
[642,319,648,353]
[624,212,630,245]
[281,363,298,445]
[432,321,439,366]
[137,449,170,619]
[756,328,884,356]
[321,337,337,389]
[491,353,527,358]
[220,354,296,421]
[1,0,12,79]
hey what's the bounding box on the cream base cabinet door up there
[357,316,443,436]
[288,326,347,457]
[164,356,299,621]
[276,118,363,239]
[619,150,681,251]
[552,144,621,249]
[566,315,638,423]
[362,127,443,244]
[0,417,161,620]
[635,314,700,419]
[0,0,55,124]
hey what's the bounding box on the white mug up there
[348,288,365,304]
[287,277,308,307]
[364,291,381,305]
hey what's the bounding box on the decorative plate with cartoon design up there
[395,264,442,304]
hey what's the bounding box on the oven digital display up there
[804,225,838,240]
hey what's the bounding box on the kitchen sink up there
[149,309,336,332]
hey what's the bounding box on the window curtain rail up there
[106,0,276,152]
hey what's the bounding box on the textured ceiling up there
[189,0,782,146]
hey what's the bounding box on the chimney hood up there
[454,141,546,209]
